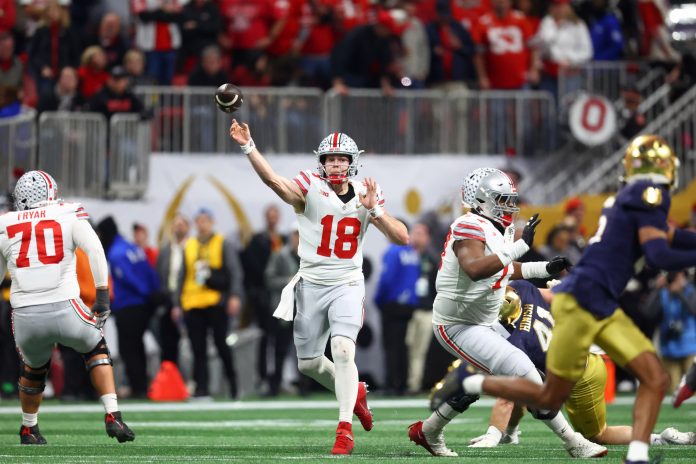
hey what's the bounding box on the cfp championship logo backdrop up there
[157,174,253,247]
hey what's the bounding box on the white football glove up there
[468,432,500,448]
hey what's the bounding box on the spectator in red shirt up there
[0,0,16,34]
[258,0,304,85]
[78,45,110,98]
[471,0,537,90]
[218,0,272,71]
[452,0,492,30]
[296,0,342,88]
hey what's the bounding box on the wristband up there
[240,138,255,155]
[369,204,385,219]
[95,288,110,312]
[521,261,551,279]
[495,239,530,266]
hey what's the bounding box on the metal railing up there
[446,90,557,156]
[135,86,324,154]
[568,83,696,197]
[0,109,37,196]
[38,112,108,198]
[558,61,665,108]
[137,86,558,156]
[109,114,151,199]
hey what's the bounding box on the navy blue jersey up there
[553,180,670,319]
[506,280,553,373]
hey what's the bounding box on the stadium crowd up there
[0,0,693,120]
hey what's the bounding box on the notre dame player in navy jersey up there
[504,280,551,373]
[461,135,696,463]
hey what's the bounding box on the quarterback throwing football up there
[230,120,408,454]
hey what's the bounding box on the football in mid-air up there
[215,83,243,113]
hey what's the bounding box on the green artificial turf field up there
[0,396,694,463]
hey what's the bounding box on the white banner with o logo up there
[569,94,617,146]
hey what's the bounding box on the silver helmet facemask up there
[314,132,363,185]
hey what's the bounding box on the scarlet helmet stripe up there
[436,325,492,374]
[332,132,339,148]
[36,171,54,200]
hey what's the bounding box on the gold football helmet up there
[499,286,522,326]
[623,135,678,187]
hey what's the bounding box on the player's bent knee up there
[330,336,355,365]
[82,338,113,372]
[18,361,50,395]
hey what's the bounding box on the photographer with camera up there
[647,270,696,391]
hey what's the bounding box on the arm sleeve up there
[72,219,109,288]
[224,239,244,299]
[643,238,696,271]
[673,228,696,249]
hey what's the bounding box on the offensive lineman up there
[407,168,606,458]
[462,136,696,463]
[230,120,409,454]
[0,171,134,444]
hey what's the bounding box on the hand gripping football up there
[215,83,244,113]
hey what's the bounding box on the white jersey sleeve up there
[295,170,373,285]
[0,202,88,308]
[72,219,108,288]
[433,212,515,326]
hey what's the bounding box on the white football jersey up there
[293,170,384,285]
[0,202,89,308]
[433,212,515,326]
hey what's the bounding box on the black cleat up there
[105,411,135,443]
[19,425,47,445]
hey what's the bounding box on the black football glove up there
[93,288,111,329]
[546,256,572,276]
[521,213,541,247]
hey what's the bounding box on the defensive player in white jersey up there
[230,120,408,454]
[407,168,607,458]
[0,171,134,445]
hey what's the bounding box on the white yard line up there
[0,395,689,415]
[125,418,482,428]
